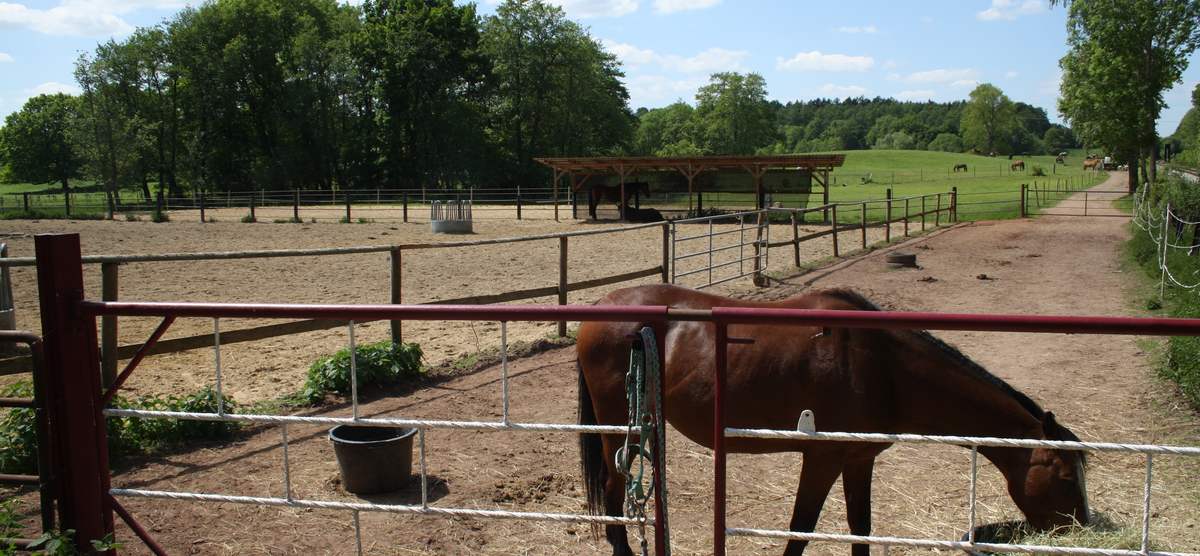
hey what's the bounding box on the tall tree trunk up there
[1149,142,1158,184]
[1128,159,1139,194]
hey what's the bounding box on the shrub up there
[124,213,140,221]
[927,132,964,153]
[1031,165,1047,177]
[0,382,239,474]
[301,341,423,403]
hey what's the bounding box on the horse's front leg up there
[842,455,878,556]
[784,452,844,556]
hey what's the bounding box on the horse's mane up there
[819,289,1048,421]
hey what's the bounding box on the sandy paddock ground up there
[4,177,1196,555]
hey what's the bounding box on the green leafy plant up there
[1031,164,1047,176]
[0,382,239,474]
[301,341,423,403]
[123,212,140,221]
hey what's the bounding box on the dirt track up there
[4,174,1200,554]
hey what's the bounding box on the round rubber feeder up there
[329,425,417,494]
[886,252,918,267]
[959,521,1029,555]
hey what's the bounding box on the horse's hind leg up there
[842,455,878,556]
[784,453,844,556]
[601,435,635,556]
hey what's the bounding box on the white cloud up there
[951,79,980,88]
[0,1,185,37]
[544,0,638,18]
[653,0,719,14]
[905,68,980,83]
[776,51,874,72]
[1004,70,1019,79]
[0,52,11,63]
[896,89,936,101]
[883,60,898,70]
[819,84,869,97]
[977,0,1045,21]
[835,25,877,34]
[603,40,747,73]
[626,75,706,106]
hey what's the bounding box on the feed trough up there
[885,252,918,268]
[430,200,473,234]
[329,425,417,494]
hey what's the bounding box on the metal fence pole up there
[34,234,114,549]
[661,223,670,283]
[100,263,118,388]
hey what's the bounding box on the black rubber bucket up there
[329,425,417,494]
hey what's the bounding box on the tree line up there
[0,0,631,197]
[630,80,1078,158]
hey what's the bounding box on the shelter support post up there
[558,237,568,337]
[791,212,800,267]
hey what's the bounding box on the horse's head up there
[1009,412,1090,530]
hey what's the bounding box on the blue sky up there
[1,0,1197,135]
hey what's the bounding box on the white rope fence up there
[105,317,650,555]
[1133,185,1200,294]
[723,426,1200,556]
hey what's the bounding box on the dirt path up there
[6,174,1199,554]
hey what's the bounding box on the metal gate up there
[670,210,769,289]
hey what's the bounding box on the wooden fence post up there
[558,237,568,337]
[921,195,927,231]
[935,194,942,227]
[199,190,206,223]
[1020,184,1027,218]
[831,204,840,257]
[344,191,352,222]
[860,202,867,250]
[22,193,29,213]
[790,211,800,267]
[34,234,114,549]
[951,187,958,222]
[403,192,409,223]
[516,186,522,221]
[293,190,300,222]
[661,223,670,283]
[64,191,70,217]
[390,248,402,344]
[904,198,909,237]
[100,262,119,388]
[885,189,892,242]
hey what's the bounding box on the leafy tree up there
[632,102,698,156]
[693,72,775,154]
[927,132,964,152]
[481,0,632,186]
[1055,0,1200,188]
[0,94,84,192]
[874,130,916,150]
[960,83,1016,155]
[1043,125,1078,152]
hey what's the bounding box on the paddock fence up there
[27,232,1200,555]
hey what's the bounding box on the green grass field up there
[682,149,1106,223]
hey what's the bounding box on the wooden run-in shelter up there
[535,154,846,221]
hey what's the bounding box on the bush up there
[151,211,169,223]
[124,212,140,221]
[0,382,239,474]
[301,341,423,403]
[927,132,964,153]
[1031,165,1046,176]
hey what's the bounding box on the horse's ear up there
[1041,411,1058,433]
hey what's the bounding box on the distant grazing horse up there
[1083,158,1100,170]
[1011,160,1026,171]
[953,163,968,172]
[588,182,651,219]
[1055,154,1066,164]
[578,285,1089,556]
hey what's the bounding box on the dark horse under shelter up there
[576,284,1089,556]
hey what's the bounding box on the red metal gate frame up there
[33,233,1200,554]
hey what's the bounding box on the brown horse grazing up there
[1011,160,1026,171]
[1083,158,1101,170]
[577,284,1089,556]
[589,182,651,219]
[953,163,968,172]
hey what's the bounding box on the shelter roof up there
[534,154,845,175]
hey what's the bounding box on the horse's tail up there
[578,360,607,532]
